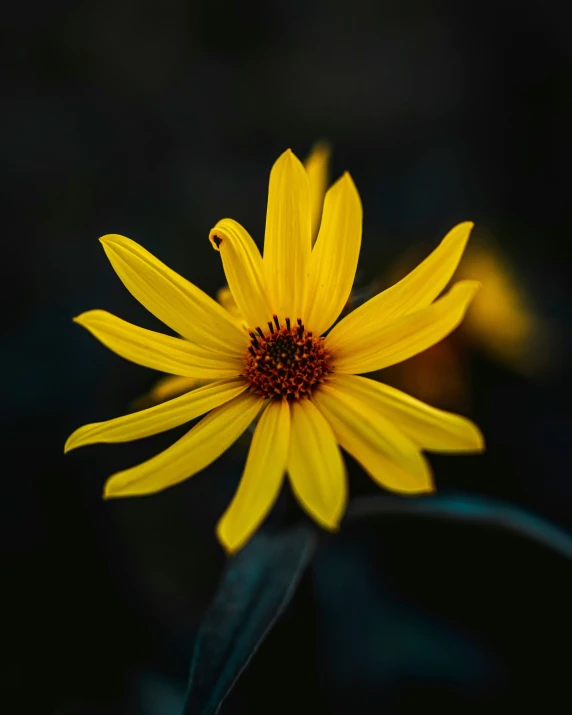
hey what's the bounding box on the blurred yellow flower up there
[455,239,547,373]
[381,232,550,410]
[66,149,484,553]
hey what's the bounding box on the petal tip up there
[274,147,303,172]
[326,171,361,211]
[103,479,122,500]
[462,279,482,297]
[99,233,126,245]
[63,435,75,454]
[316,503,345,532]
[322,515,342,533]
[452,280,482,304]
[72,312,87,326]
[443,221,474,251]
[208,228,222,252]
[340,171,361,200]
[276,147,294,164]
[450,220,474,235]
[471,426,486,453]
[216,523,246,556]
[99,234,118,249]
[72,309,100,327]
[407,477,436,496]
[391,471,436,496]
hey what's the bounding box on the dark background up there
[3,1,572,713]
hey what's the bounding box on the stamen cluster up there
[244,316,330,400]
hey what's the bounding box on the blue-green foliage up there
[185,491,572,714]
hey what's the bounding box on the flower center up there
[243,316,331,400]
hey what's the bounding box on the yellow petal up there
[74,310,243,378]
[304,141,331,243]
[209,218,271,331]
[303,173,362,335]
[100,234,245,356]
[104,392,265,498]
[328,222,474,348]
[313,383,433,494]
[287,399,347,530]
[328,280,480,374]
[65,378,247,452]
[217,399,290,554]
[326,374,485,453]
[141,375,210,406]
[263,150,311,320]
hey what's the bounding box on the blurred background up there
[3,0,572,712]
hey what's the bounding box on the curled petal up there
[209,218,271,330]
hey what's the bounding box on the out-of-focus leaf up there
[346,491,572,561]
[313,540,495,710]
[184,522,317,715]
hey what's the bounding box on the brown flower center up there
[244,316,331,400]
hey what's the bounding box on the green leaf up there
[184,522,317,715]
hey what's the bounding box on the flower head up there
[66,149,484,553]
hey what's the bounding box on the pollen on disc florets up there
[244,316,331,400]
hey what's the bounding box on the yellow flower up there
[65,149,484,553]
